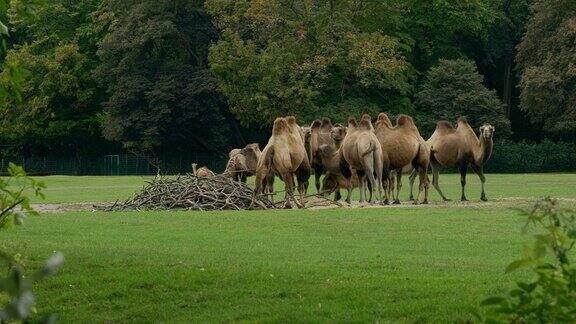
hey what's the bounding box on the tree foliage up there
[96,0,231,152]
[517,0,576,135]
[207,0,413,126]
[415,59,510,136]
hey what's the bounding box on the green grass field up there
[2,173,576,322]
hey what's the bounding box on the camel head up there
[318,144,337,159]
[242,143,262,170]
[479,124,495,140]
[330,123,347,143]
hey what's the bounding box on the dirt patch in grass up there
[30,197,576,213]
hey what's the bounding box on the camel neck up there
[477,137,493,165]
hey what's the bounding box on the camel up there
[374,113,430,204]
[254,116,311,208]
[338,115,383,204]
[224,143,262,182]
[413,117,494,201]
[321,170,361,201]
[330,123,347,148]
[309,117,337,193]
[192,163,215,178]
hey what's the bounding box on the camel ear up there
[479,125,485,133]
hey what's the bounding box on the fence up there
[0,152,228,176]
[0,140,574,176]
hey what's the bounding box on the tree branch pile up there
[104,174,275,211]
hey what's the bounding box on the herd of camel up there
[194,113,495,209]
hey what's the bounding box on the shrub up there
[479,197,576,323]
[488,140,576,173]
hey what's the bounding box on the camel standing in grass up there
[415,117,494,201]
[254,116,311,208]
[339,115,383,204]
[224,143,262,182]
[309,118,337,193]
[374,113,430,204]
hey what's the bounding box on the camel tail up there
[362,141,376,157]
[411,144,422,169]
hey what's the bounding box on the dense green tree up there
[415,59,510,137]
[0,0,107,155]
[207,0,413,126]
[96,0,231,152]
[517,0,576,135]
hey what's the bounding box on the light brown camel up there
[192,163,215,178]
[414,117,494,201]
[309,117,337,193]
[374,113,430,204]
[224,143,262,182]
[339,115,383,204]
[254,116,311,208]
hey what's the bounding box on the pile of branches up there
[104,174,275,211]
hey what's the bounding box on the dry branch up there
[101,174,275,211]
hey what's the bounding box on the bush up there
[479,197,576,323]
[488,140,576,173]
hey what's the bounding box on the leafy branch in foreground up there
[480,197,576,323]
[0,163,64,322]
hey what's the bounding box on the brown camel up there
[192,163,215,178]
[339,115,383,204]
[416,117,494,201]
[309,117,337,193]
[224,143,262,182]
[254,116,311,208]
[330,123,347,148]
[374,113,430,204]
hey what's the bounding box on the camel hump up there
[286,116,297,126]
[348,117,358,129]
[396,114,415,127]
[376,112,392,127]
[311,119,322,130]
[457,116,469,125]
[273,117,289,135]
[320,117,332,130]
[435,120,455,133]
[359,115,373,131]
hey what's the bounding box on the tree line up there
[0,0,574,157]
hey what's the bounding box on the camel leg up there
[393,170,402,204]
[281,172,295,209]
[314,165,322,194]
[408,168,417,201]
[365,170,377,204]
[382,167,390,205]
[334,189,341,202]
[358,173,366,204]
[459,164,468,202]
[296,166,310,208]
[344,172,353,204]
[417,166,429,204]
[431,163,450,202]
[472,165,487,201]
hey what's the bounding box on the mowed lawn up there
[30,172,576,203]
[2,173,575,322]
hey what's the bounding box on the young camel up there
[412,117,494,201]
[223,143,262,182]
[374,113,430,204]
[254,116,311,208]
[339,115,383,204]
